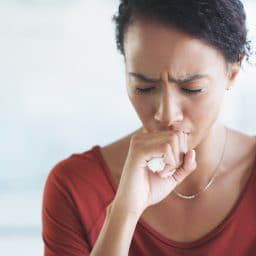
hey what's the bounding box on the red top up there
[42,145,256,256]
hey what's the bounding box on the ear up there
[226,60,242,90]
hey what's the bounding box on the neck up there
[175,123,228,197]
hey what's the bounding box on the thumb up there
[171,149,197,185]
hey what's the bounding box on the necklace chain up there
[173,127,228,200]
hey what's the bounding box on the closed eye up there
[135,87,155,94]
[181,88,203,94]
[135,87,202,95]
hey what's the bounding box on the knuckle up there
[163,143,170,152]
[130,134,141,146]
[131,133,140,141]
[166,136,174,144]
[192,161,197,170]
[170,174,179,184]
[172,168,185,183]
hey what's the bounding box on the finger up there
[177,131,184,164]
[183,132,188,154]
[170,133,180,166]
[170,149,196,185]
[158,166,176,178]
[163,144,176,167]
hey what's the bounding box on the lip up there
[171,129,190,135]
[151,127,191,135]
[176,128,191,135]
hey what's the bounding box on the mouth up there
[171,129,190,135]
[172,127,190,135]
[145,127,191,135]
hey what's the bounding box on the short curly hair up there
[113,0,251,63]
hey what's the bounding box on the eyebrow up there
[128,72,209,85]
[128,72,160,83]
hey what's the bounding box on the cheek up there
[129,94,152,115]
[185,91,224,148]
[127,91,156,122]
[188,90,225,129]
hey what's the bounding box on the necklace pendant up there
[174,191,197,200]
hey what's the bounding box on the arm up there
[43,131,195,255]
[42,163,140,256]
[90,201,140,256]
[91,131,196,255]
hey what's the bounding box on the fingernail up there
[162,169,176,178]
[191,150,195,161]
[168,169,176,176]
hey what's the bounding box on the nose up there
[154,89,183,127]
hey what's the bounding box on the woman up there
[42,0,256,255]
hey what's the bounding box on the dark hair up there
[113,0,252,63]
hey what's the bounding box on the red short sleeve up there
[42,162,90,256]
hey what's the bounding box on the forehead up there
[124,18,226,77]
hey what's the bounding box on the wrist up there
[109,199,142,222]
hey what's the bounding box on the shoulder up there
[42,146,115,234]
[46,146,105,186]
[227,128,256,164]
[224,128,256,184]
[42,146,108,254]
[232,129,256,186]
[43,145,115,206]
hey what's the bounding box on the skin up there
[99,17,256,243]
[124,18,241,194]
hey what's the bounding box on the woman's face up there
[124,18,239,149]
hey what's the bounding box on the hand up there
[112,129,197,218]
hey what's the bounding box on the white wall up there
[0,0,255,255]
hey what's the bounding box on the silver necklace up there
[173,127,228,200]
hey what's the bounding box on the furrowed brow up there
[128,72,160,83]
[129,72,209,84]
[171,74,209,84]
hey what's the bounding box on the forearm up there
[90,201,140,256]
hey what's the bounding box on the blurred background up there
[0,0,255,255]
